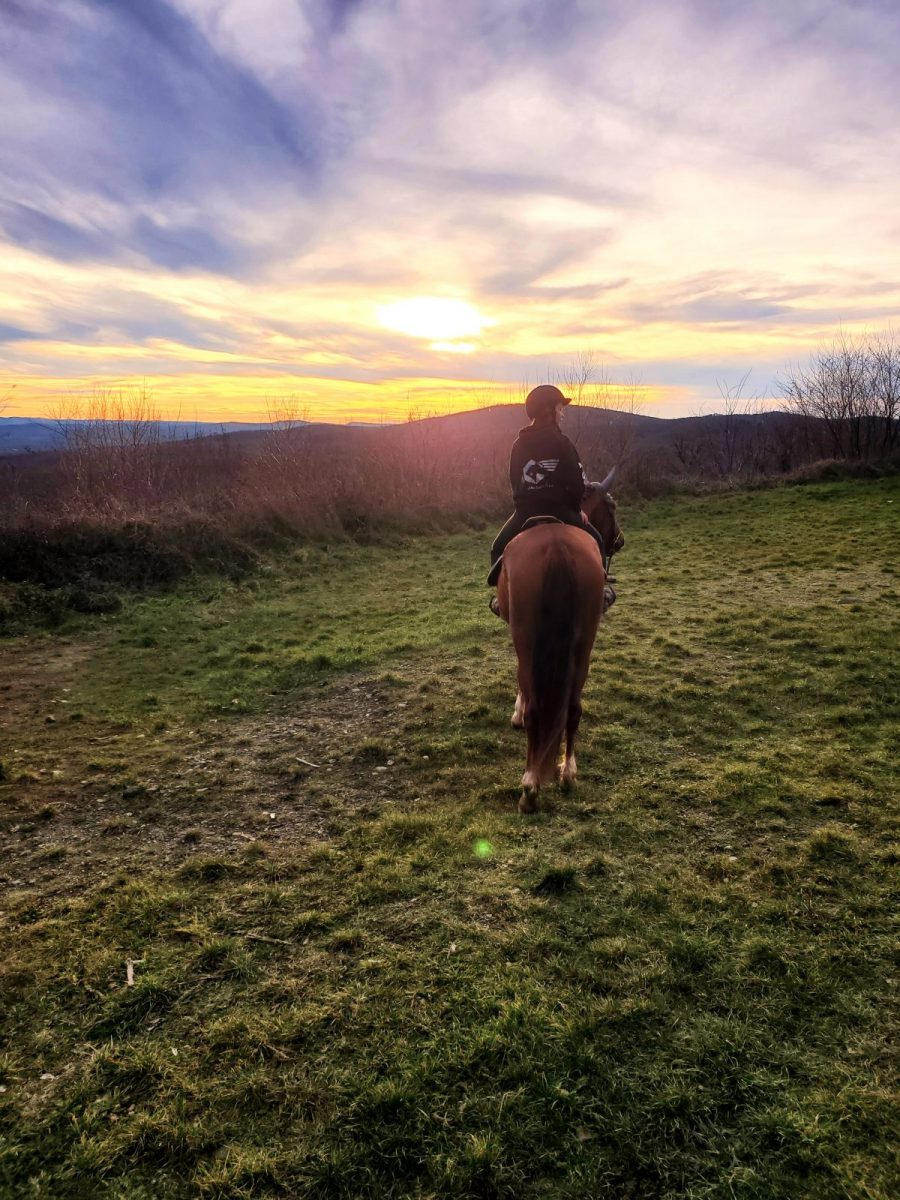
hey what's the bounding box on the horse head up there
[583,468,623,559]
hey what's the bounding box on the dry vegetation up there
[4,401,506,536]
[0,397,509,628]
[2,338,898,629]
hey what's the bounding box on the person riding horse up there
[488,384,622,614]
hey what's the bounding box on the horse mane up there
[529,544,579,783]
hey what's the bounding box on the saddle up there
[521,515,565,530]
[487,515,564,587]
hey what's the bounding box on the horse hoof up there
[518,787,538,814]
[558,761,577,790]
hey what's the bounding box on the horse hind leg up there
[519,712,541,812]
[519,769,539,813]
[558,699,582,790]
[559,752,577,791]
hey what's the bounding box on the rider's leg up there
[488,512,526,585]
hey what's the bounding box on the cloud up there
[130,216,237,274]
[630,295,793,327]
[0,0,322,273]
[0,203,107,262]
[1,0,900,418]
[0,321,40,343]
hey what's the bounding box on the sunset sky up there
[2,0,899,422]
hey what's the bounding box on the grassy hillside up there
[1,479,898,1198]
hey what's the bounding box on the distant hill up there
[0,404,866,488]
[203,403,663,451]
[205,403,840,492]
[0,404,808,450]
[0,417,279,455]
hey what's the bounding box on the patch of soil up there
[0,637,92,724]
[0,661,422,902]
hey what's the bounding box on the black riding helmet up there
[525,384,572,420]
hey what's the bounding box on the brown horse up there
[496,474,621,813]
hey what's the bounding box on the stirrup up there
[604,584,617,609]
[489,595,501,617]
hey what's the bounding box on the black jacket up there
[509,423,587,513]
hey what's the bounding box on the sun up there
[376,296,491,346]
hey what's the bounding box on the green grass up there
[0,479,897,1198]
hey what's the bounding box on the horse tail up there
[529,546,578,783]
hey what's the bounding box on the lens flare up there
[474,839,493,859]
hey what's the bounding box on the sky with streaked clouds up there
[1,0,899,422]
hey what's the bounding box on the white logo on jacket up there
[522,458,560,486]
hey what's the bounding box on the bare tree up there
[262,394,310,468]
[51,387,169,516]
[556,352,647,480]
[868,329,900,456]
[780,330,899,461]
[560,349,600,407]
[698,371,772,478]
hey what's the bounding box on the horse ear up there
[596,466,617,492]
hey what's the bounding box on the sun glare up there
[376,296,491,343]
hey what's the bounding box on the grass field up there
[1,479,898,1199]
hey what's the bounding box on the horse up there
[495,470,621,813]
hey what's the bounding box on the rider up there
[488,384,615,613]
